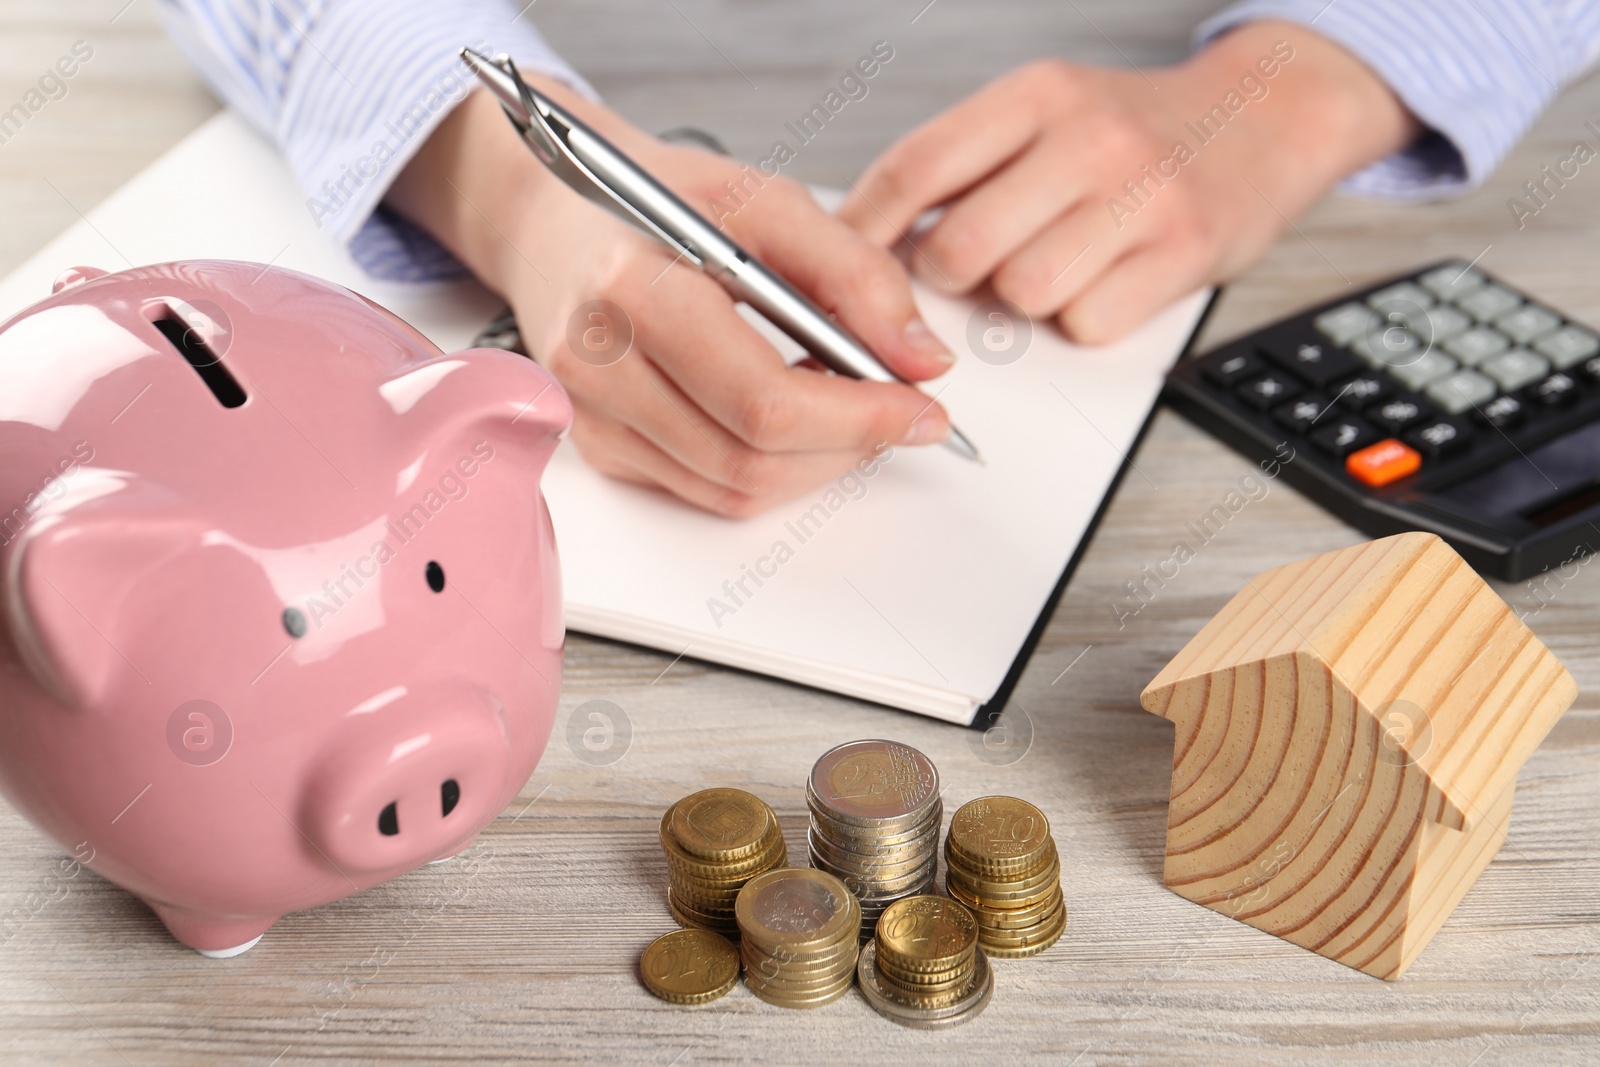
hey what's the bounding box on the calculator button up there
[1418,263,1486,302]
[1493,304,1562,345]
[1527,372,1580,407]
[1475,394,1525,431]
[1532,324,1600,369]
[1404,418,1472,458]
[1443,326,1511,366]
[1236,373,1301,409]
[1426,369,1497,414]
[1272,394,1334,433]
[1420,303,1472,343]
[1332,373,1390,410]
[1480,348,1550,392]
[1260,338,1361,387]
[1346,438,1422,487]
[1366,395,1432,433]
[1314,302,1380,346]
[1385,349,1458,391]
[1309,417,1380,458]
[1456,284,1522,322]
[1350,328,1423,368]
[1366,282,1434,310]
[1202,350,1264,386]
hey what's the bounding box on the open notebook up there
[0,112,1212,724]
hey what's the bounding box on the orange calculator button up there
[1346,438,1421,486]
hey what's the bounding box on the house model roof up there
[1141,532,1577,834]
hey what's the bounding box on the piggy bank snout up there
[302,694,510,874]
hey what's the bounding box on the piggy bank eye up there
[283,607,308,638]
[425,561,445,593]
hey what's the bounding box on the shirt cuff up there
[283,0,596,280]
[1195,0,1565,200]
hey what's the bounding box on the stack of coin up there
[736,868,861,1008]
[660,788,787,937]
[857,894,993,1029]
[806,739,942,939]
[944,796,1066,957]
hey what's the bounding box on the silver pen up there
[459,47,982,464]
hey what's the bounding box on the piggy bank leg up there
[145,899,277,958]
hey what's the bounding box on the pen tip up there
[944,425,985,465]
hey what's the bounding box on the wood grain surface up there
[1141,532,1578,979]
[1,2,1598,1064]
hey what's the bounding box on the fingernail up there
[904,318,955,365]
[903,415,950,446]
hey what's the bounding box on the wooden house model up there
[1139,532,1577,979]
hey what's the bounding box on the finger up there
[836,68,1048,246]
[738,183,955,381]
[569,399,760,516]
[989,201,1128,319]
[914,133,1091,292]
[634,266,951,454]
[570,400,884,518]
[1056,239,1214,345]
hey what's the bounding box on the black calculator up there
[1163,260,1600,580]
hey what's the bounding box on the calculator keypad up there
[1230,260,1600,489]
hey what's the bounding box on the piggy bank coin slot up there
[378,801,400,836]
[441,778,460,816]
[151,308,248,409]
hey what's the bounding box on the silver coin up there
[808,741,940,832]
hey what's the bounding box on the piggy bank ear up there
[2,485,197,709]
[380,349,572,464]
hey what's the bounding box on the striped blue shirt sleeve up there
[1197,0,1600,198]
[154,0,596,280]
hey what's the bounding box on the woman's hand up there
[838,21,1420,345]
[390,76,955,518]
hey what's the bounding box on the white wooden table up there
[1,2,1597,1063]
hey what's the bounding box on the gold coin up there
[668,888,740,932]
[946,863,1060,908]
[670,788,773,862]
[964,886,1064,929]
[946,796,1053,876]
[876,952,975,992]
[735,867,856,951]
[639,929,740,1005]
[875,895,978,974]
[740,950,857,990]
[978,900,1067,958]
[661,807,787,879]
[808,740,939,828]
[743,966,856,1008]
[741,931,859,974]
[945,837,1058,888]
[667,885,737,917]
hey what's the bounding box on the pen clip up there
[491,55,704,268]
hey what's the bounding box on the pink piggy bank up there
[0,261,570,956]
